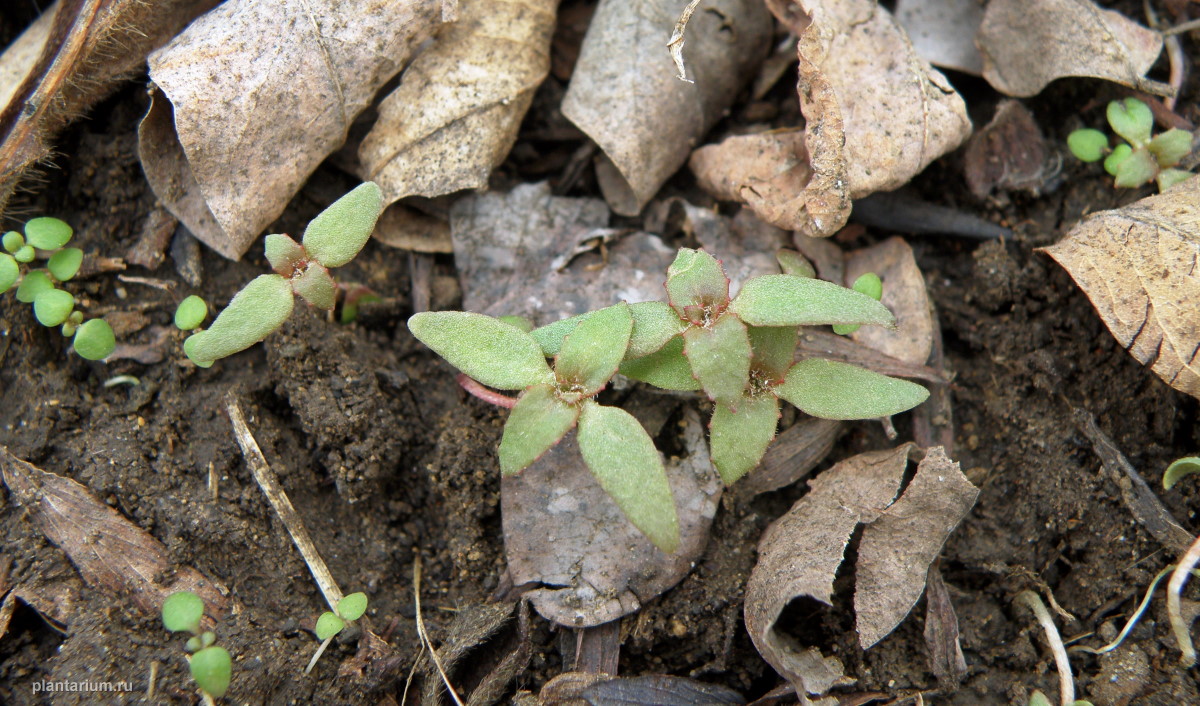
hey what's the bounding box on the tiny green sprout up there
[337,592,368,620]
[1164,456,1200,490]
[1103,143,1132,176]
[24,216,73,250]
[14,270,52,302]
[306,592,369,674]
[775,248,816,278]
[0,254,17,293]
[315,612,345,641]
[2,230,22,252]
[162,591,232,699]
[13,244,34,263]
[47,248,83,281]
[183,182,384,367]
[73,319,115,361]
[1067,129,1108,162]
[189,646,233,699]
[174,295,209,331]
[1070,98,1194,191]
[1107,98,1153,148]
[33,288,74,326]
[833,272,884,336]
[162,591,205,634]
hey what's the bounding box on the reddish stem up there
[456,374,518,409]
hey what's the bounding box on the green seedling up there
[183,182,384,367]
[162,591,232,701]
[1067,97,1194,191]
[2,217,115,360]
[408,247,929,552]
[174,295,209,331]
[305,592,368,675]
[1029,691,1093,706]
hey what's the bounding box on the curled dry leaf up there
[0,0,219,217]
[562,0,772,215]
[1042,176,1200,400]
[139,0,441,259]
[978,0,1165,98]
[359,0,556,204]
[502,408,720,627]
[0,446,231,623]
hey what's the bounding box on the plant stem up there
[1016,590,1075,705]
[304,636,334,675]
[456,373,517,409]
[1168,533,1200,666]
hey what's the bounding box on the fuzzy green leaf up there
[554,303,632,396]
[302,182,384,268]
[1107,98,1153,147]
[15,270,53,303]
[730,275,896,328]
[189,646,232,698]
[24,217,72,250]
[2,230,22,253]
[499,315,534,332]
[683,313,751,405]
[529,314,582,356]
[0,253,17,293]
[532,301,683,359]
[174,295,208,330]
[498,384,580,475]
[316,611,345,640]
[577,401,680,553]
[264,233,307,275]
[291,264,336,310]
[776,248,816,278]
[1157,169,1193,191]
[1164,456,1200,490]
[162,591,204,634]
[748,326,797,380]
[618,336,701,390]
[337,592,368,620]
[1113,147,1158,188]
[665,248,728,321]
[47,248,83,281]
[833,272,883,335]
[1104,143,1132,176]
[408,311,553,390]
[34,288,74,326]
[185,274,295,364]
[74,319,115,360]
[1148,129,1192,167]
[1068,128,1108,162]
[776,358,929,420]
[710,393,780,485]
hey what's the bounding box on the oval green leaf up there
[1158,169,1193,191]
[1148,128,1192,167]
[577,401,680,554]
[554,302,632,396]
[185,274,295,363]
[264,233,306,274]
[24,216,72,250]
[683,313,751,406]
[2,230,22,253]
[189,646,232,698]
[15,270,53,303]
[618,336,701,390]
[1104,143,1132,176]
[302,182,384,268]
[47,247,83,281]
[531,301,683,360]
[748,325,797,380]
[498,384,580,475]
[1067,128,1108,163]
[665,248,729,320]
[710,393,780,485]
[776,358,929,420]
[730,275,896,328]
[174,295,208,330]
[336,592,368,621]
[13,244,34,263]
[1107,98,1153,147]
[0,253,17,293]
[315,611,346,640]
[162,591,204,634]
[1164,456,1200,490]
[74,319,115,360]
[408,311,553,390]
[776,248,816,278]
[33,288,74,326]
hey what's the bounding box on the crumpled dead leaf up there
[695,0,970,237]
[978,0,1166,98]
[0,0,219,218]
[359,0,556,204]
[503,407,720,627]
[562,0,772,215]
[139,0,441,259]
[744,445,977,697]
[0,446,231,624]
[1042,176,1200,400]
[374,204,453,253]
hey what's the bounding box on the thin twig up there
[1016,591,1075,706]
[413,555,465,706]
[1168,534,1200,666]
[225,393,343,612]
[1146,0,1186,111]
[457,373,518,409]
[667,0,702,82]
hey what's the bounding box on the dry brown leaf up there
[978,0,1166,98]
[923,564,968,685]
[744,445,912,698]
[894,0,983,76]
[359,0,556,204]
[0,5,54,112]
[139,0,441,260]
[0,0,219,218]
[854,448,978,648]
[963,100,1052,199]
[562,0,772,215]
[374,203,453,253]
[844,237,934,366]
[1042,176,1200,400]
[0,446,231,624]
[503,408,720,627]
[689,130,812,215]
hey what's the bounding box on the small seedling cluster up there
[1029,691,1092,706]
[1067,97,1193,191]
[408,248,929,553]
[305,592,368,674]
[161,591,232,700]
[1,217,115,360]
[182,182,385,367]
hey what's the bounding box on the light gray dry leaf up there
[139,0,441,260]
[1042,176,1200,400]
[359,0,556,204]
[744,444,912,699]
[689,129,814,227]
[0,446,231,623]
[977,0,1165,98]
[373,203,454,253]
[854,447,978,648]
[503,408,720,627]
[844,237,934,366]
[562,0,772,215]
[894,0,984,76]
[0,5,53,112]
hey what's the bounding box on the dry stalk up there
[1167,533,1200,666]
[413,555,464,706]
[1015,590,1075,706]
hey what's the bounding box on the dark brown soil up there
[3,4,1200,705]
